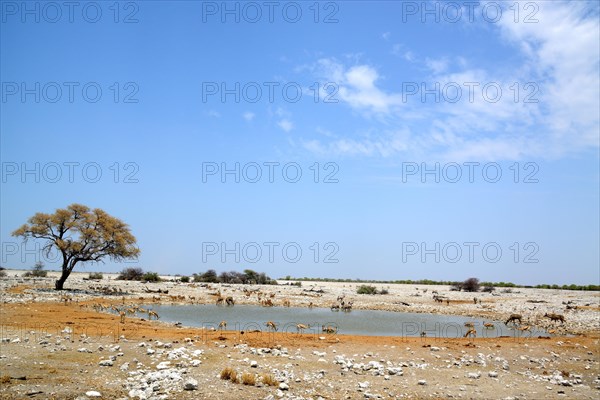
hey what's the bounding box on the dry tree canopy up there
[12,203,140,290]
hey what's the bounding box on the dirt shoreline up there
[1,274,599,399]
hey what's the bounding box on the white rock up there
[279,382,289,390]
[191,359,201,367]
[98,360,113,367]
[183,378,198,390]
[250,360,258,368]
[488,371,498,378]
[467,372,481,379]
[418,380,427,385]
[156,361,170,370]
[85,391,101,397]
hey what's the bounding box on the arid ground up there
[1,271,599,399]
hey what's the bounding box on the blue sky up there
[1,1,598,285]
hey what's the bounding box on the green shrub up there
[142,272,161,282]
[24,262,47,278]
[357,285,378,295]
[180,276,190,283]
[88,272,103,280]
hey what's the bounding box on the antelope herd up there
[83,282,571,338]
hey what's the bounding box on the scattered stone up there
[183,378,198,390]
[98,360,113,367]
[85,391,101,397]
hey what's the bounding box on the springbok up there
[282,299,291,307]
[464,322,475,328]
[218,320,227,331]
[296,323,309,333]
[505,314,522,325]
[308,302,314,309]
[330,304,340,311]
[517,325,531,333]
[464,328,476,338]
[216,296,224,305]
[483,322,494,329]
[119,311,126,324]
[148,310,159,320]
[321,325,337,334]
[420,331,427,338]
[225,296,235,306]
[544,313,565,324]
[265,321,277,331]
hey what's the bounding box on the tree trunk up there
[55,262,71,290]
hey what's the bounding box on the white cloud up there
[278,119,294,132]
[207,110,221,118]
[302,2,598,161]
[382,32,391,40]
[497,1,600,152]
[425,57,449,74]
[316,59,403,115]
[242,112,255,122]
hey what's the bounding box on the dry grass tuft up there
[220,367,238,383]
[241,372,256,386]
[1,375,11,384]
[261,373,278,386]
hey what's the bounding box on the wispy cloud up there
[316,59,403,115]
[300,1,599,162]
[242,112,255,122]
[278,119,294,132]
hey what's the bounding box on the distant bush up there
[179,276,190,283]
[482,285,495,293]
[0,270,6,278]
[24,262,47,278]
[379,288,389,295]
[117,267,144,281]
[142,272,161,282]
[462,278,480,292]
[450,282,463,291]
[88,272,103,280]
[292,281,302,287]
[357,285,378,295]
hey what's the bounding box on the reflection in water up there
[148,305,549,338]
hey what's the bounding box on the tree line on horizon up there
[282,275,600,291]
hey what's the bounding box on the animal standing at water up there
[483,322,494,329]
[218,320,227,331]
[464,328,476,338]
[225,296,235,306]
[296,324,309,333]
[322,325,337,334]
[148,310,159,320]
[265,321,277,331]
[119,311,126,324]
[505,314,522,325]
